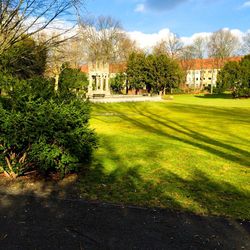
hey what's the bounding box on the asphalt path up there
[0,192,249,250]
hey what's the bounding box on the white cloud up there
[242,1,250,8]
[134,3,145,13]
[127,28,246,50]
[127,28,173,49]
[181,32,211,45]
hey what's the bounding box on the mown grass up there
[78,94,250,219]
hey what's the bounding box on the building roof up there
[80,64,89,74]
[180,56,242,70]
[80,57,243,74]
[109,63,127,73]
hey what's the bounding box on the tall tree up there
[0,37,47,95]
[216,55,250,98]
[166,33,183,59]
[126,52,147,94]
[0,37,47,79]
[208,29,239,93]
[208,29,239,67]
[0,0,81,55]
[192,36,208,88]
[216,61,241,93]
[126,52,184,95]
[242,32,250,55]
[80,16,130,63]
[153,33,183,59]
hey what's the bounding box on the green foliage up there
[126,52,184,94]
[126,52,148,92]
[0,54,97,178]
[2,77,55,110]
[110,73,126,94]
[58,65,89,98]
[0,98,97,177]
[0,33,96,178]
[146,54,184,93]
[216,61,241,93]
[217,55,250,98]
[0,37,47,79]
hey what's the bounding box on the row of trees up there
[153,29,246,62]
[110,52,184,95]
[217,55,250,98]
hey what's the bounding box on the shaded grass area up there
[195,93,233,99]
[78,95,250,219]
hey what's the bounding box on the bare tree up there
[79,16,128,63]
[152,40,167,56]
[208,29,239,93]
[115,32,139,62]
[44,33,86,90]
[0,0,81,55]
[153,33,183,59]
[166,33,183,59]
[180,45,195,66]
[179,45,196,87]
[242,32,250,55]
[208,29,239,67]
[192,36,208,88]
[193,36,208,59]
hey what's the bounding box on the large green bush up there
[0,97,97,178]
[0,35,97,178]
[0,72,97,178]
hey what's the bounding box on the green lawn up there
[78,94,250,219]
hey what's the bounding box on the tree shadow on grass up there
[0,136,250,249]
[1,171,250,249]
[93,103,250,167]
[78,136,250,220]
[195,93,233,99]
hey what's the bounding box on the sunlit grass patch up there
[78,94,250,219]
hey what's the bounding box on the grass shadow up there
[1,172,250,249]
[195,93,233,99]
[93,103,250,167]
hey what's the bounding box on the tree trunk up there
[54,74,59,91]
[5,157,17,179]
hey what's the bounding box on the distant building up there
[81,57,242,96]
[183,57,242,89]
[81,61,126,97]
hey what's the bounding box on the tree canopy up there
[0,37,47,79]
[217,55,250,98]
[126,52,184,94]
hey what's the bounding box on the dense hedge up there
[0,74,97,178]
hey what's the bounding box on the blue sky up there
[84,0,250,36]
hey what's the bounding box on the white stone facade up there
[186,69,218,88]
[86,62,111,97]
